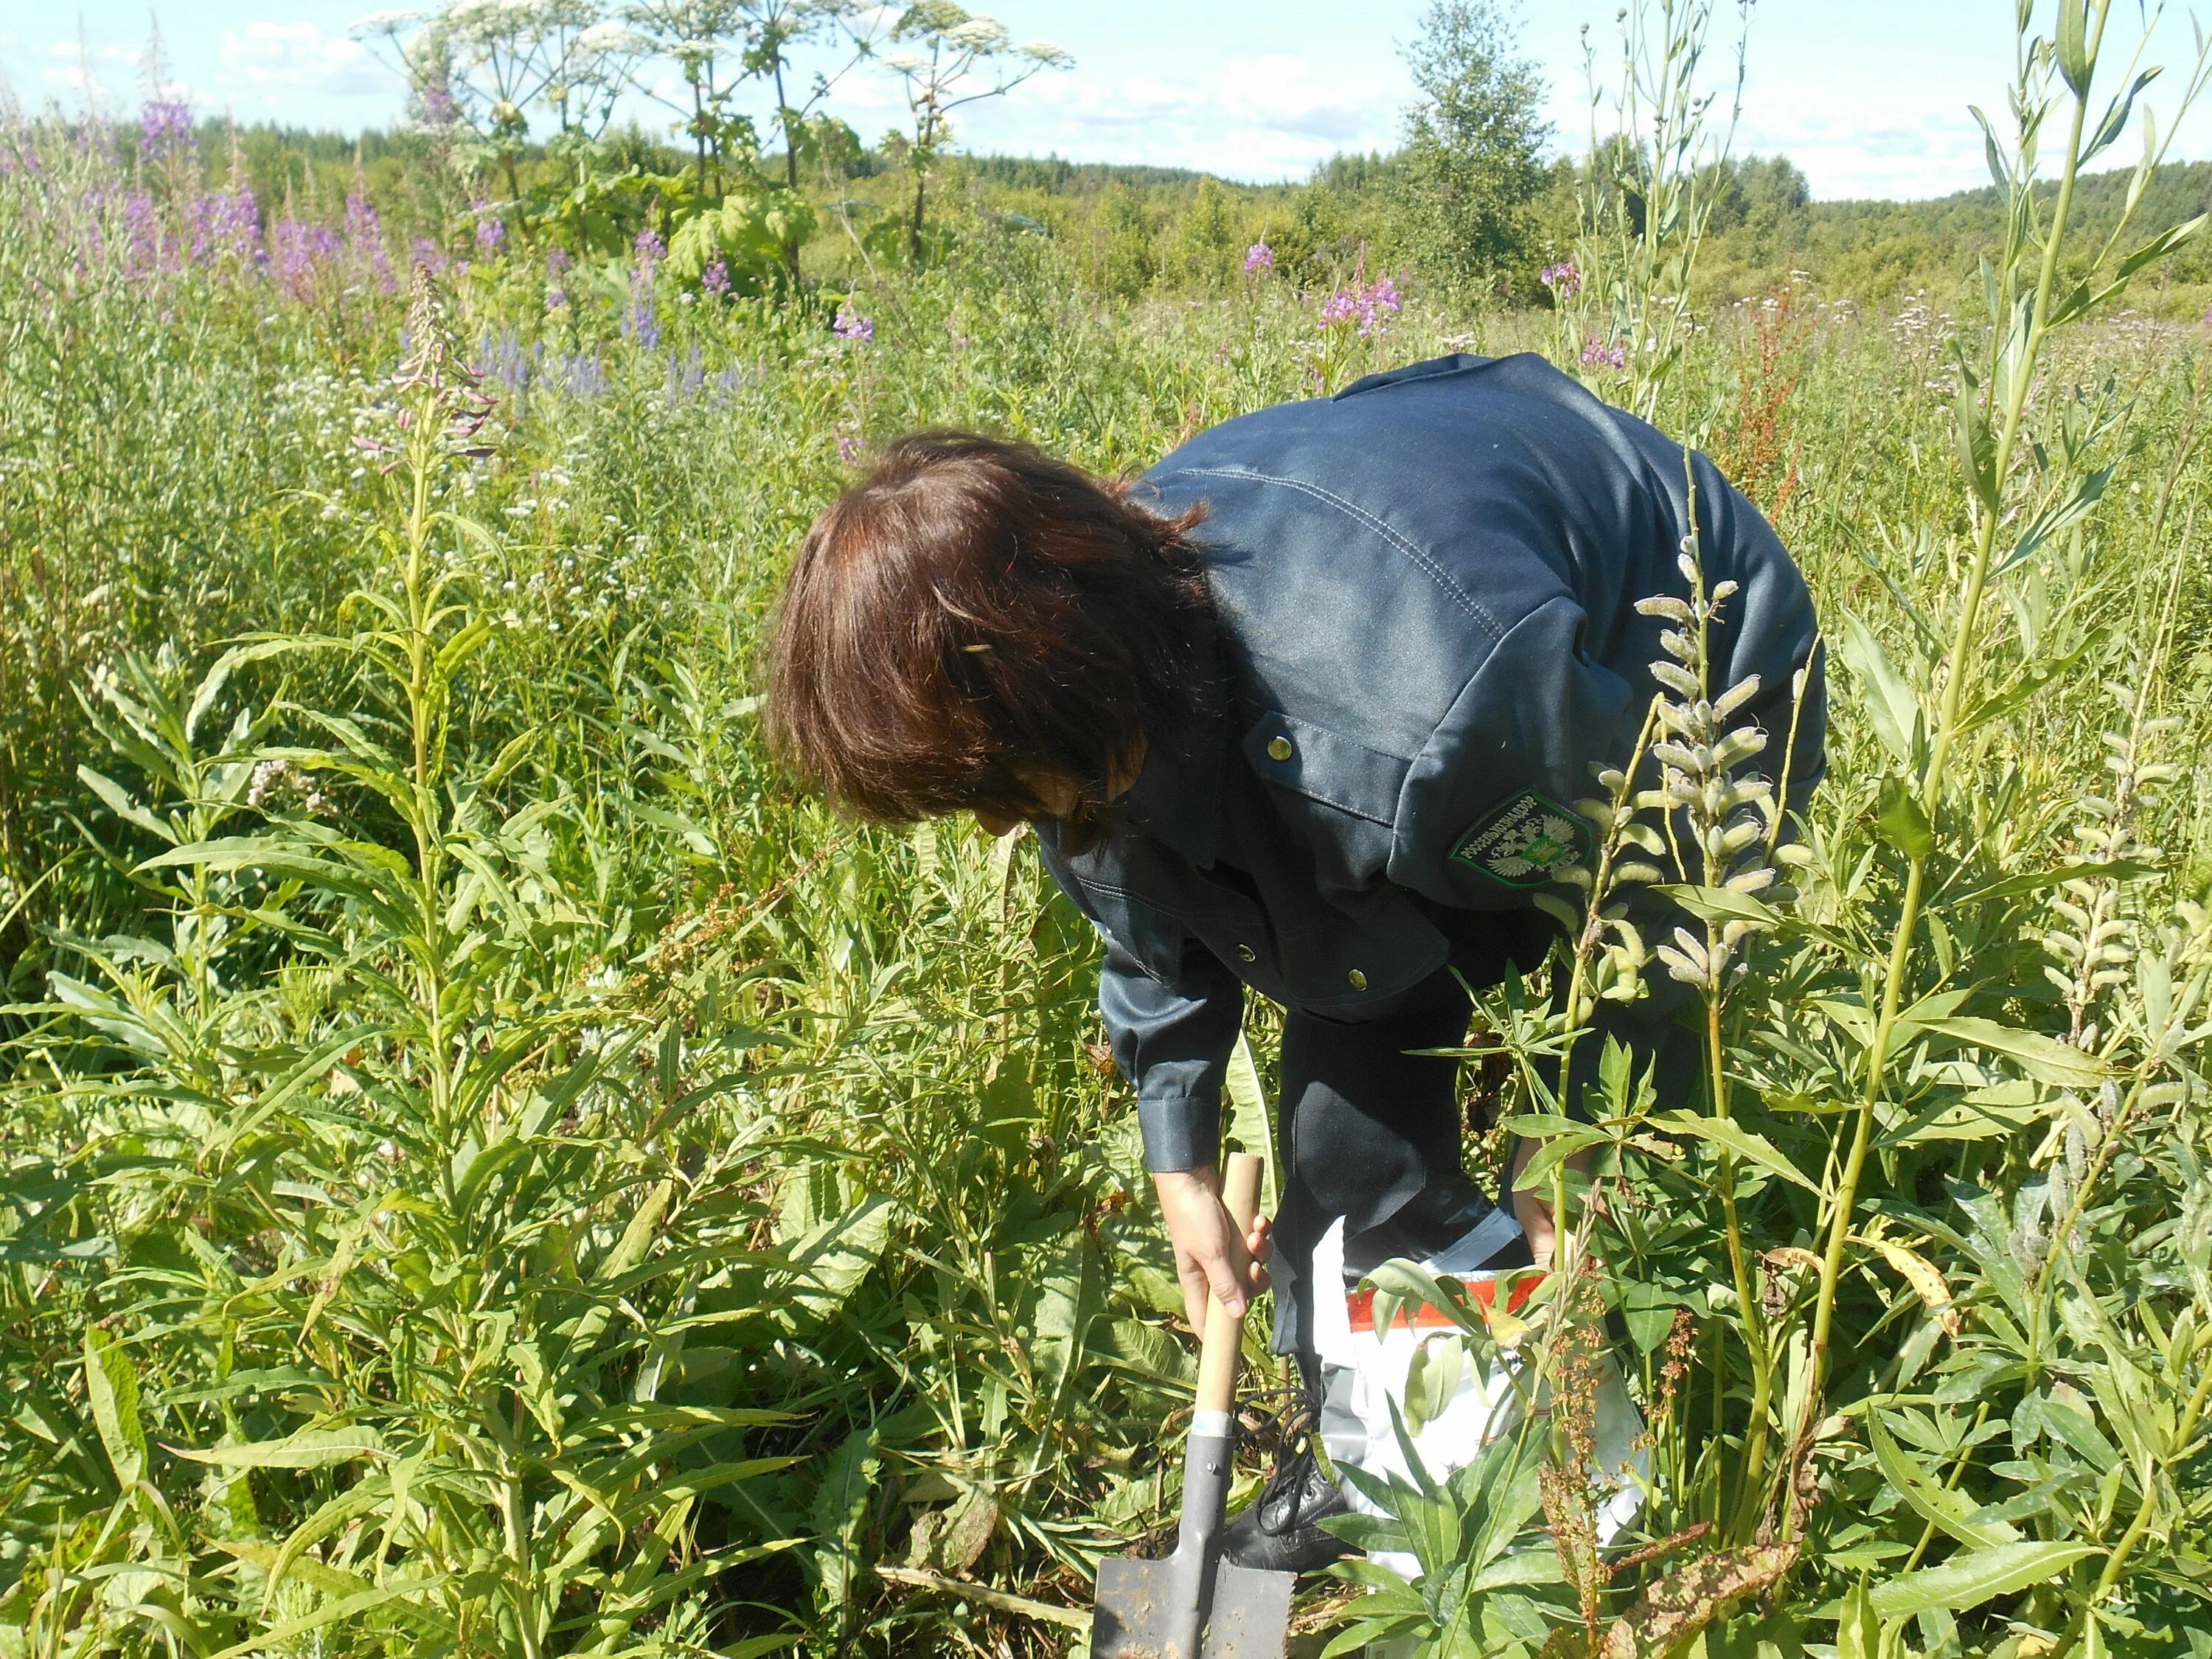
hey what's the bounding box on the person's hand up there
[1509,1141,1558,1267]
[1153,1166,1272,1331]
[1509,1138,1594,1269]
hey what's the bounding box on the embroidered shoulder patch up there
[1450,789,1593,887]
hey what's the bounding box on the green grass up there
[7,15,2212,1651]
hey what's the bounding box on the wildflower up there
[394,262,499,457]
[411,236,447,274]
[546,245,571,312]
[1244,240,1274,274]
[138,99,197,167]
[121,192,163,273]
[346,190,394,292]
[838,432,863,463]
[1318,277,1402,339]
[625,240,661,348]
[833,304,874,344]
[192,187,261,265]
[701,259,730,296]
[474,211,506,254]
[1582,341,1627,369]
[271,218,341,297]
[1540,260,1582,302]
[247,757,329,815]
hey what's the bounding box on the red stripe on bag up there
[1346,1273,1543,1334]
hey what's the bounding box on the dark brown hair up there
[765,431,1217,838]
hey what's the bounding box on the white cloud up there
[957,47,1400,179]
[1214,54,1377,142]
[218,21,382,102]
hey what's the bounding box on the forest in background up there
[48,59,2212,317]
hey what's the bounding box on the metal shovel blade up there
[1093,1555,1295,1659]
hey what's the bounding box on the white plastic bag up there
[1310,1215,1646,1583]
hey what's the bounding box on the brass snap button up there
[1347,968,1368,990]
[1266,735,1294,762]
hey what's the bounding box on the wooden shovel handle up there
[1192,1152,1265,1421]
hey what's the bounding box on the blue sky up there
[6,2,2210,200]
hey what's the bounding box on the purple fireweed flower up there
[1245,240,1274,274]
[1320,277,1402,338]
[700,259,730,296]
[346,191,394,292]
[625,260,660,349]
[1582,340,1627,369]
[271,218,341,298]
[121,192,162,273]
[139,100,196,165]
[1540,260,1582,302]
[832,304,874,344]
[1359,276,1402,338]
[838,432,863,463]
[187,187,261,266]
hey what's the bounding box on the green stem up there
[1712,991,1772,1541]
[2045,1335,2212,1659]
[1801,13,2101,1434]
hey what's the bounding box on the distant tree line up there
[92,0,2212,314]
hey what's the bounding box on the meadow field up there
[7,3,2212,1656]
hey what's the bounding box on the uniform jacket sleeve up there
[1099,933,1247,1172]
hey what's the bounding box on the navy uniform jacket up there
[1035,352,1826,1172]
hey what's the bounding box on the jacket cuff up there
[1136,1092,1223,1174]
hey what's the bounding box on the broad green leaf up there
[1954,368,1997,511]
[811,1425,881,1607]
[597,1179,674,1282]
[2054,0,2092,94]
[1996,465,2112,575]
[1868,1411,2017,1548]
[1223,1031,1277,1211]
[1653,883,1781,929]
[1918,1017,2104,1088]
[1658,1110,1821,1194]
[1869,1542,2097,1622]
[1936,859,2156,911]
[1403,1333,1464,1436]
[2048,215,2210,327]
[1877,778,1936,862]
[83,1326,147,1489]
[782,1193,897,1325]
[1838,613,1924,766]
[169,1425,386,1469]
[1837,1579,1879,1659]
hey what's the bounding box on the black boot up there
[1221,1363,1354,1575]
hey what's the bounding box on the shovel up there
[1093,1151,1295,1659]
